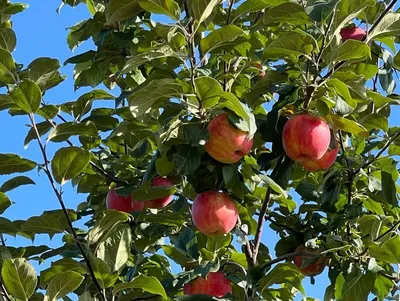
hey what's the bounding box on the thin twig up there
[361,131,400,170]
[260,251,321,269]
[183,0,196,93]
[252,187,271,266]
[0,281,11,301]
[28,113,106,301]
[223,0,235,91]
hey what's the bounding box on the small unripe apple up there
[282,114,331,163]
[106,189,144,213]
[145,177,174,209]
[293,245,328,276]
[340,27,366,41]
[183,272,232,297]
[205,113,253,164]
[192,191,238,236]
[300,141,339,172]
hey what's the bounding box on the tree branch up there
[322,0,399,80]
[252,187,271,266]
[0,281,11,301]
[28,113,106,301]
[223,0,235,91]
[183,0,197,93]
[361,131,400,170]
[261,251,321,269]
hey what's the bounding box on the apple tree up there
[0,0,400,300]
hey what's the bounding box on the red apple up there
[205,113,253,164]
[192,191,238,236]
[293,245,328,276]
[144,177,174,209]
[282,114,331,163]
[300,141,339,172]
[340,27,366,41]
[183,272,232,297]
[106,189,144,213]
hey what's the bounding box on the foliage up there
[0,0,400,300]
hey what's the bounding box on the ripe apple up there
[192,191,238,236]
[340,27,366,41]
[293,245,328,276]
[282,114,331,163]
[183,272,232,297]
[205,113,253,164]
[300,141,339,172]
[144,177,174,209]
[106,189,144,213]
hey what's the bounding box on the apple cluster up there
[282,114,338,172]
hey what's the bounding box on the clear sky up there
[0,1,399,300]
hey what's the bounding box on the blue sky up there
[1,0,399,300]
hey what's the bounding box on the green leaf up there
[373,274,393,301]
[194,76,222,108]
[0,192,11,214]
[45,271,84,301]
[325,114,368,137]
[0,217,17,236]
[1,258,37,300]
[132,185,176,201]
[172,144,201,175]
[121,45,177,74]
[263,3,311,25]
[334,272,374,301]
[89,255,118,289]
[97,224,132,272]
[330,0,375,39]
[10,79,42,113]
[155,154,175,176]
[138,212,185,227]
[234,0,276,21]
[73,89,115,120]
[0,94,13,111]
[162,245,193,266]
[24,120,53,148]
[129,78,183,118]
[138,0,180,20]
[112,274,167,299]
[0,48,16,84]
[106,0,142,23]
[206,233,231,253]
[259,263,305,296]
[0,154,36,175]
[369,235,400,264]
[323,40,370,65]
[361,114,388,132]
[367,13,400,41]
[22,210,77,237]
[40,258,86,286]
[87,210,130,245]
[381,171,397,207]
[263,31,317,62]
[258,174,288,198]
[192,0,220,32]
[0,28,16,52]
[219,92,257,139]
[200,25,244,54]
[48,121,98,142]
[0,176,35,193]
[223,165,244,199]
[26,57,65,92]
[51,147,91,185]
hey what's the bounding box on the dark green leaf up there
[138,0,180,20]
[106,0,142,22]
[40,258,86,286]
[22,210,77,237]
[10,79,41,113]
[0,176,35,193]
[0,154,36,175]
[0,28,16,52]
[334,272,374,301]
[0,48,16,84]
[48,121,98,142]
[0,192,11,214]
[263,3,311,25]
[89,255,118,289]
[73,89,114,120]
[112,274,167,299]
[172,144,201,175]
[51,147,91,185]
[45,271,84,301]
[200,25,244,53]
[1,258,37,300]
